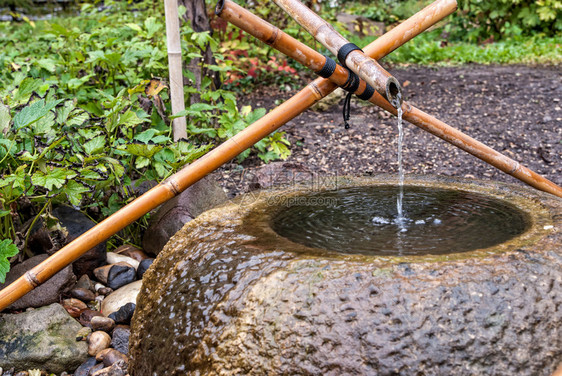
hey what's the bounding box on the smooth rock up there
[136,258,154,280]
[114,245,148,262]
[74,274,94,291]
[79,309,103,327]
[95,348,113,362]
[61,298,88,318]
[87,331,111,357]
[93,265,113,285]
[101,349,129,367]
[13,372,28,376]
[110,327,130,355]
[106,252,139,270]
[88,363,105,375]
[98,287,113,296]
[101,280,142,317]
[0,254,75,310]
[108,303,135,324]
[73,357,97,376]
[91,360,127,376]
[0,303,88,373]
[53,206,107,277]
[90,316,115,333]
[107,263,136,290]
[71,287,96,302]
[142,175,227,255]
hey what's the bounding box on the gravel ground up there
[218,64,562,196]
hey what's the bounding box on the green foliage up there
[447,0,562,42]
[347,30,562,65]
[0,0,292,271]
[0,239,19,284]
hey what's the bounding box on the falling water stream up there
[396,105,405,225]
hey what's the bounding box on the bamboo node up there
[164,178,181,196]
[24,271,41,288]
[266,27,280,45]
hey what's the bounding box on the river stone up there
[0,254,75,311]
[101,280,142,317]
[142,175,227,255]
[0,303,88,373]
[130,175,562,375]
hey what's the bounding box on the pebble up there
[95,348,113,362]
[79,309,103,327]
[90,316,116,333]
[75,274,94,291]
[100,348,129,367]
[114,244,149,262]
[137,258,154,279]
[101,280,142,317]
[62,298,88,318]
[71,287,96,302]
[111,326,131,355]
[107,263,137,290]
[91,360,127,376]
[73,357,97,376]
[108,302,136,324]
[106,252,140,270]
[87,331,112,356]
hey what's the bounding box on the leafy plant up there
[0,239,19,283]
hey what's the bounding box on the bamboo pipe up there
[218,0,562,198]
[0,0,456,312]
[272,0,403,107]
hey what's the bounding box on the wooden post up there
[164,0,188,141]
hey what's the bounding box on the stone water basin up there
[129,174,562,375]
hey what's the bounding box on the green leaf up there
[83,135,106,155]
[134,129,157,143]
[0,103,10,134]
[125,23,143,33]
[12,78,43,105]
[135,156,150,169]
[13,99,63,130]
[118,143,163,158]
[118,110,145,127]
[32,169,76,190]
[145,17,162,38]
[65,180,90,206]
[56,101,76,125]
[37,58,57,73]
[0,239,19,284]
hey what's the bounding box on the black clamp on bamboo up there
[315,56,337,78]
[357,84,375,101]
[337,42,362,68]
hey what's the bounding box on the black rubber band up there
[337,42,362,68]
[342,91,353,129]
[341,70,360,93]
[315,56,337,78]
[215,0,225,15]
[357,83,375,101]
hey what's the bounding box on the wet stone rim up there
[236,174,557,264]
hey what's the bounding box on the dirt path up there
[220,64,561,195]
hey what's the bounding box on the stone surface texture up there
[129,176,562,376]
[0,303,88,373]
[101,280,142,317]
[142,175,227,255]
[0,254,75,310]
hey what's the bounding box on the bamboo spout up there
[273,0,403,106]
[0,0,457,312]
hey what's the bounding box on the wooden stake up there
[164,0,187,141]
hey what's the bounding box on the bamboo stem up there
[164,0,187,141]
[0,0,456,312]
[273,0,402,106]
[219,0,562,198]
